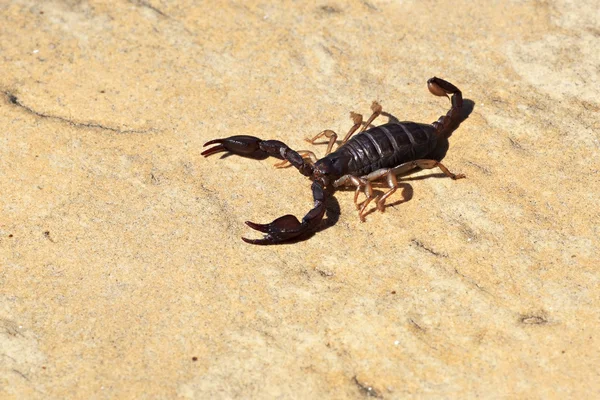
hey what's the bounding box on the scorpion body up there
[202,77,466,245]
[325,121,440,177]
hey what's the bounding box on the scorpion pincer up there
[202,77,466,245]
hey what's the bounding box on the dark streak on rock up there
[579,100,600,112]
[3,91,153,134]
[458,222,478,242]
[7,92,18,105]
[352,376,382,398]
[1,353,17,362]
[315,267,334,277]
[198,183,236,234]
[150,172,160,185]
[362,1,378,11]
[319,5,342,14]
[320,44,333,56]
[409,318,426,333]
[466,161,492,175]
[13,369,30,381]
[509,137,524,150]
[520,314,548,325]
[43,230,56,243]
[129,0,169,18]
[1,319,24,337]
[411,239,447,257]
[454,268,491,296]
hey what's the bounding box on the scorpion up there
[202,77,466,245]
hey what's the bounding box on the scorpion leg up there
[242,180,327,245]
[275,128,341,169]
[333,174,377,222]
[358,168,400,214]
[305,129,339,156]
[357,101,383,135]
[349,159,464,217]
[427,77,463,136]
[392,159,466,180]
[376,171,399,212]
[202,135,314,177]
[337,103,382,146]
[277,108,365,169]
[339,112,364,146]
[365,158,465,214]
[298,103,378,162]
[304,111,362,158]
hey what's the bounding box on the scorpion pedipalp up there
[201,135,267,158]
[202,135,315,177]
[242,181,327,245]
[242,215,304,245]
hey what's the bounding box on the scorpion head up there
[312,154,348,187]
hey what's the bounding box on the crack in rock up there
[352,376,383,398]
[519,313,549,325]
[411,238,448,257]
[128,0,169,17]
[4,91,154,134]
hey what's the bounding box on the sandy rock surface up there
[1,0,598,398]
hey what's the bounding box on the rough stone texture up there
[1,0,598,398]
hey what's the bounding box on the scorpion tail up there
[427,77,463,136]
[242,181,327,245]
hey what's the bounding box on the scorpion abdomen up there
[335,122,439,176]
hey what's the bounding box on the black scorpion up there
[202,77,466,245]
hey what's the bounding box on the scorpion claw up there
[242,182,327,245]
[202,135,265,158]
[240,237,270,245]
[243,215,305,245]
[201,139,227,157]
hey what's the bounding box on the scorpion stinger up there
[427,77,463,136]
